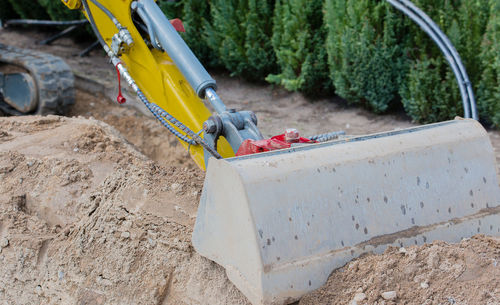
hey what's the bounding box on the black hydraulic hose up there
[81,0,107,48]
[4,19,88,26]
[387,0,470,118]
[399,0,477,120]
[387,0,478,120]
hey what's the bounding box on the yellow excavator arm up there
[63,0,234,169]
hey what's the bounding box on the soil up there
[300,235,500,305]
[1,27,499,305]
[69,90,196,170]
[0,115,248,305]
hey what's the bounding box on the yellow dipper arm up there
[62,0,234,170]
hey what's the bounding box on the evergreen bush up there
[324,0,498,122]
[205,0,247,73]
[266,0,331,96]
[477,0,500,127]
[244,0,277,80]
[324,0,408,113]
[206,0,276,80]
[400,57,461,123]
[158,0,183,20]
[2,0,497,126]
[179,0,214,65]
[398,0,491,122]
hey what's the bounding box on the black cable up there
[81,0,107,48]
[5,19,88,26]
[399,0,477,120]
[387,0,477,120]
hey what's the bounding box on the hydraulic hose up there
[81,0,107,48]
[387,0,478,120]
[398,0,477,120]
[4,19,87,26]
[114,60,222,159]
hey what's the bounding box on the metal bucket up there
[193,119,500,305]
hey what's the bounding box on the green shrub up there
[266,0,330,96]
[324,0,408,113]
[477,0,500,127]
[244,0,277,80]
[158,0,183,19]
[5,0,494,126]
[205,0,275,80]
[205,0,246,73]
[400,57,461,123]
[398,0,491,122]
[324,0,497,122]
[179,0,214,66]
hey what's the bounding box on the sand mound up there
[69,90,196,170]
[0,115,248,305]
[1,115,499,305]
[300,235,500,305]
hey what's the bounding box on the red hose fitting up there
[115,63,126,104]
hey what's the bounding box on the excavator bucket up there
[192,119,500,305]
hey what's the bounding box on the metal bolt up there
[203,120,217,134]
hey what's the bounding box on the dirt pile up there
[1,94,500,305]
[300,235,500,305]
[0,115,249,305]
[1,113,500,305]
[69,90,196,169]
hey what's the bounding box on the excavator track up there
[0,43,74,115]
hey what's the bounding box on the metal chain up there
[309,131,346,142]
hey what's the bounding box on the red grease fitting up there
[114,63,126,104]
[236,130,317,157]
[284,128,300,143]
[170,18,185,32]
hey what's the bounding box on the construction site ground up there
[0,28,499,305]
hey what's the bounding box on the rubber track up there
[0,43,75,115]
